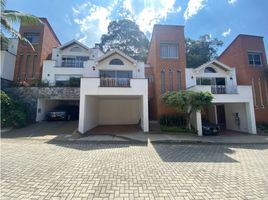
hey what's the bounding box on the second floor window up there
[24,32,40,44]
[160,43,178,59]
[248,52,262,66]
[62,56,89,68]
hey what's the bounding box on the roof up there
[193,59,232,72]
[219,34,264,58]
[59,39,90,50]
[96,49,137,64]
[39,17,61,45]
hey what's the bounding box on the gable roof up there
[96,49,137,64]
[59,39,90,50]
[193,60,232,73]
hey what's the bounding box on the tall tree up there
[100,19,149,61]
[161,91,213,130]
[186,34,223,68]
[0,0,42,50]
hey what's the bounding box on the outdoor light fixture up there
[92,66,96,71]
[191,76,194,79]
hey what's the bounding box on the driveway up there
[1,139,268,199]
[1,121,78,138]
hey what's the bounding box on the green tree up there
[1,0,42,50]
[161,91,213,130]
[100,19,149,61]
[186,34,223,68]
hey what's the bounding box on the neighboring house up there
[42,39,103,85]
[1,38,18,86]
[146,25,187,120]
[219,34,268,123]
[13,18,61,82]
[186,60,256,136]
[39,40,149,133]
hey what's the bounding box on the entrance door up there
[216,105,226,129]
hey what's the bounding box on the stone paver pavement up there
[1,139,268,200]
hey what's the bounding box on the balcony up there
[211,85,237,94]
[61,60,84,68]
[100,78,130,87]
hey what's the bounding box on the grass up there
[160,126,196,134]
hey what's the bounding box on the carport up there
[36,99,79,121]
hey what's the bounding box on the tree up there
[161,91,213,130]
[0,0,42,50]
[100,19,149,61]
[186,34,223,68]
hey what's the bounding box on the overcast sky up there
[7,0,268,55]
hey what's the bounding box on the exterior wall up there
[224,103,248,132]
[1,51,16,80]
[13,18,60,82]
[98,98,140,125]
[219,35,268,122]
[82,96,99,132]
[146,25,186,119]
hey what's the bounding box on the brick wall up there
[146,25,186,119]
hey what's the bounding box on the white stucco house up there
[0,38,18,81]
[186,60,257,136]
[40,40,149,133]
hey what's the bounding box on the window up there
[248,52,262,66]
[169,66,173,91]
[25,55,30,79]
[161,66,165,94]
[109,59,124,65]
[32,55,37,78]
[55,75,82,86]
[196,77,225,85]
[177,70,181,91]
[18,55,24,80]
[99,70,132,78]
[160,43,178,59]
[62,56,89,68]
[204,67,216,73]
[24,32,40,44]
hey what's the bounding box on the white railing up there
[100,78,131,87]
[61,60,84,68]
[211,85,238,94]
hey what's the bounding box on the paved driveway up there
[1,139,268,200]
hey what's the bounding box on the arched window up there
[161,66,165,94]
[204,67,216,73]
[169,66,173,91]
[109,58,124,65]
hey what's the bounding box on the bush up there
[0,90,29,128]
[69,77,80,87]
[257,122,268,133]
[29,79,49,87]
[159,115,186,127]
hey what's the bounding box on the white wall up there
[224,103,248,132]
[98,98,140,125]
[0,51,16,80]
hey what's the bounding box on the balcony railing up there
[211,85,238,94]
[61,60,84,68]
[100,78,130,87]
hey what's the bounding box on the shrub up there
[29,79,49,87]
[159,115,186,127]
[0,90,29,128]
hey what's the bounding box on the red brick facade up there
[146,25,186,119]
[13,18,60,82]
[219,35,268,123]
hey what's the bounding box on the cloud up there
[72,0,181,46]
[184,0,206,21]
[228,0,237,5]
[222,28,231,37]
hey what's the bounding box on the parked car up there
[46,105,79,121]
[202,122,220,135]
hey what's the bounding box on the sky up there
[6,0,268,55]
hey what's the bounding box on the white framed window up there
[248,52,262,66]
[160,43,178,59]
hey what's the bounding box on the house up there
[1,38,18,87]
[39,40,149,133]
[218,34,268,123]
[186,60,256,136]
[13,18,61,82]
